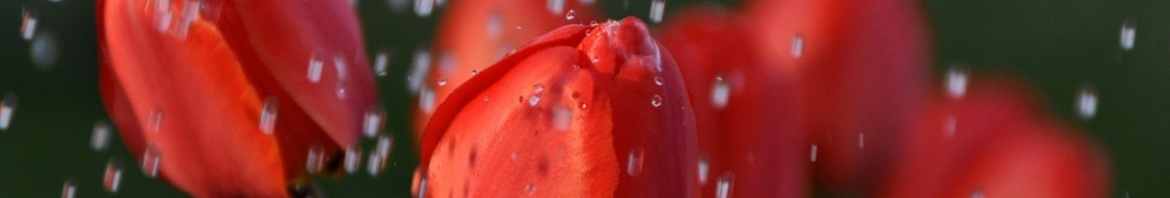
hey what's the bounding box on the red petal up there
[414,0,602,145]
[746,0,931,192]
[420,18,697,197]
[878,76,1111,197]
[659,8,805,197]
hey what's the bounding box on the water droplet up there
[651,95,663,107]
[366,151,385,176]
[148,108,164,133]
[417,175,429,198]
[21,7,37,41]
[420,87,436,114]
[791,35,805,58]
[307,53,324,83]
[471,69,478,76]
[376,134,394,159]
[345,145,362,174]
[103,158,123,193]
[141,146,162,178]
[547,0,565,15]
[334,55,351,99]
[579,0,595,5]
[552,106,572,130]
[578,102,588,110]
[810,144,818,162]
[715,172,735,198]
[944,114,956,137]
[654,76,664,86]
[649,0,665,23]
[529,84,545,107]
[526,183,537,195]
[858,133,865,149]
[306,146,325,174]
[414,0,434,17]
[482,96,491,102]
[1120,20,1136,51]
[154,0,173,33]
[409,48,431,94]
[363,105,386,138]
[61,180,76,198]
[711,76,730,109]
[516,25,524,30]
[590,20,599,26]
[1077,85,1097,120]
[565,10,576,21]
[388,0,410,13]
[698,154,710,184]
[592,55,600,63]
[626,149,644,176]
[374,50,390,77]
[172,0,201,39]
[487,13,503,39]
[970,190,986,198]
[946,66,968,99]
[259,97,279,135]
[91,120,112,151]
[0,93,18,131]
[30,32,59,71]
[438,78,447,86]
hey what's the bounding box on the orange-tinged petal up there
[98,0,284,196]
[420,18,697,197]
[659,7,806,197]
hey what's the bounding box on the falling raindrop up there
[388,0,410,13]
[374,50,390,77]
[91,120,112,151]
[526,183,537,196]
[970,190,986,198]
[946,66,968,99]
[408,48,432,94]
[104,158,123,193]
[376,135,394,159]
[944,115,956,137]
[21,7,37,41]
[61,180,76,198]
[345,145,362,174]
[529,84,545,107]
[810,144,818,162]
[649,0,665,23]
[626,149,644,176]
[438,78,448,87]
[0,93,17,131]
[30,32,59,71]
[141,147,162,178]
[307,53,324,83]
[334,55,351,99]
[698,154,710,184]
[1120,20,1136,51]
[306,146,326,174]
[488,13,503,39]
[858,133,865,149]
[148,108,164,133]
[552,106,572,130]
[1077,85,1097,120]
[414,0,434,17]
[259,97,278,135]
[710,76,730,109]
[154,0,173,33]
[547,0,565,15]
[172,0,201,39]
[654,76,664,86]
[367,151,385,176]
[651,95,663,107]
[715,172,735,198]
[565,10,576,21]
[419,86,437,113]
[791,35,805,58]
[363,105,386,138]
[579,0,594,5]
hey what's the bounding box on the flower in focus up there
[417,17,697,197]
[97,0,377,196]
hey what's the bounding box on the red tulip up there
[878,76,1111,197]
[97,0,376,196]
[658,8,806,197]
[418,17,697,197]
[413,0,601,145]
[745,0,931,193]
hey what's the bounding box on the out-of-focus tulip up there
[418,17,696,197]
[745,0,931,193]
[658,8,805,197]
[879,76,1111,197]
[413,0,601,144]
[97,0,377,196]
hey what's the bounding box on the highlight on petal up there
[418,17,697,197]
[658,7,805,197]
[745,0,931,193]
[98,0,376,196]
[878,75,1111,198]
[413,0,602,146]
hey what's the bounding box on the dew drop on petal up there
[306,146,325,174]
[715,172,735,198]
[710,76,730,109]
[91,120,112,151]
[578,102,588,110]
[438,78,447,87]
[153,0,173,33]
[307,53,324,83]
[1077,85,1098,120]
[650,95,663,107]
[374,50,390,77]
[259,97,278,135]
[420,86,437,114]
[141,147,162,178]
[649,0,665,23]
[626,148,645,176]
[1120,20,1136,51]
[697,154,710,184]
[791,34,805,58]
[810,144,818,162]
[547,0,565,15]
[345,145,362,174]
[21,7,37,41]
[565,10,576,21]
[858,133,865,149]
[61,179,76,198]
[946,66,968,99]
[0,93,17,131]
[103,158,123,193]
[529,84,545,107]
[654,76,664,86]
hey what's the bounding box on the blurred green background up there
[0,0,1166,197]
